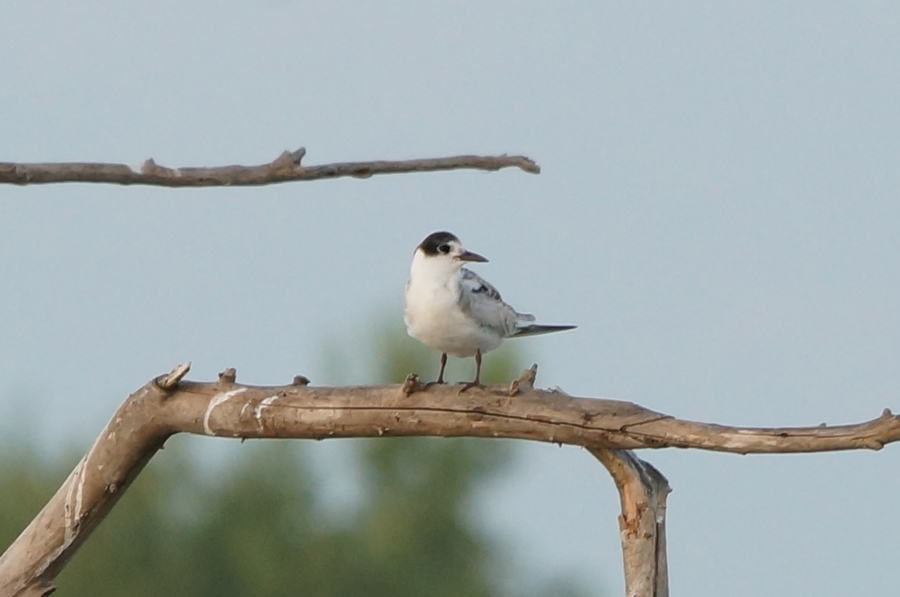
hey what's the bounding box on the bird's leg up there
[460,349,485,393]
[424,353,448,388]
[437,352,448,384]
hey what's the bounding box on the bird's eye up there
[438,244,451,254]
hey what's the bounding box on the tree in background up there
[0,322,588,597]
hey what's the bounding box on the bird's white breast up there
[404,256,502,358]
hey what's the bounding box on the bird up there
[404,231,576,390]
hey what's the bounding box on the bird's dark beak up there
[458,250,488,263]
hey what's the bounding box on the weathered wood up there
[1,363,897,596]
[0,150,540,187]
[591,449,670,597]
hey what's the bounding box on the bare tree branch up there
[1,364,897,596]
[0,149,540,187]
[591,449,670,597]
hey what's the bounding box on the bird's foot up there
[423,379,447,389]
[458,380,485,393]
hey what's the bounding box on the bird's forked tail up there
[512,324,577,337]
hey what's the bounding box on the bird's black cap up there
[418,231,460,256]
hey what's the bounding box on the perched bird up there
[404,231,576,390]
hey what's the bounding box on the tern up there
[404,231,576,390]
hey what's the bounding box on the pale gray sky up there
[2,2,900,595]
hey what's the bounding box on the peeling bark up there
[591,449,670,597]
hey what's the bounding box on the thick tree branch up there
[1,364,898,596]
[591,449,670,597]
[0,149,540,187]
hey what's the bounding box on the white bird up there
[404,231,576,390]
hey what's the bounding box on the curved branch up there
[1,364,898,596]
[0,149,540,187]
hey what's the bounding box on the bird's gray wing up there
[459,268,534,337]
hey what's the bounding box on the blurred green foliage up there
[0,323,589,596]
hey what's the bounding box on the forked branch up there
[0,149,540,187]
[1,364,897,597]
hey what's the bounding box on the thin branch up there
[0,149,540,187]
[591,449,670,597]
[1,365,898,596]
